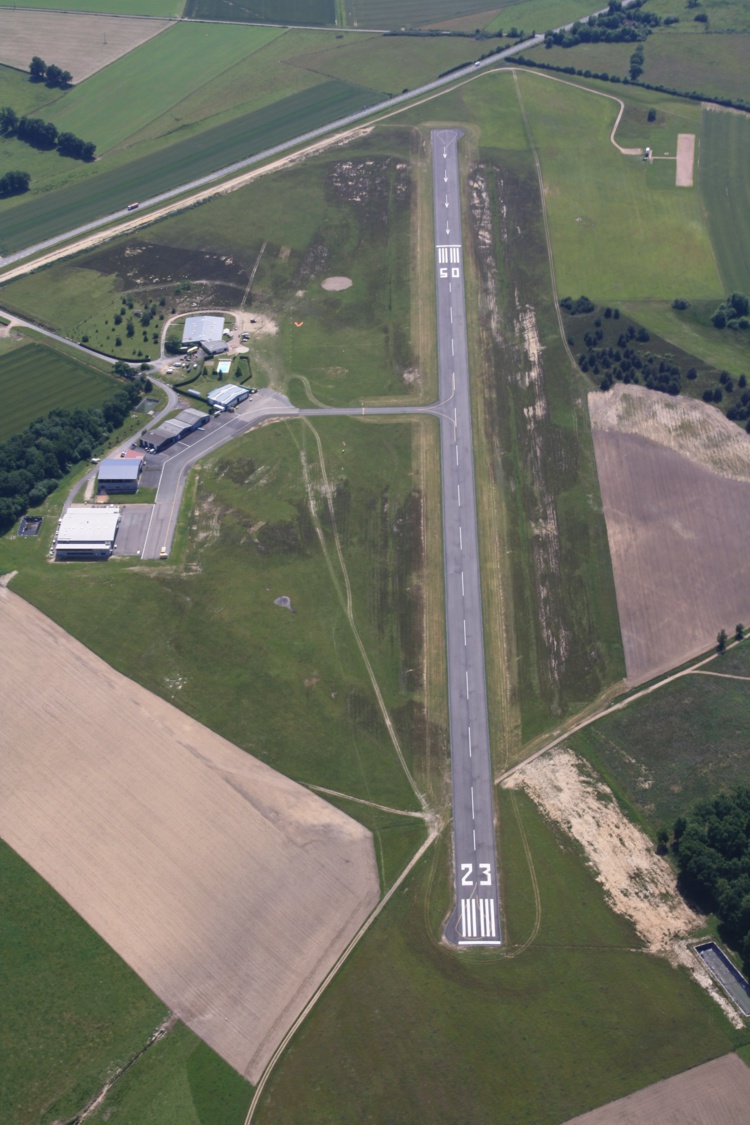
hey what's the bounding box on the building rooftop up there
[182,315,224,344]
[98,459,141,481]
[58,506,120,545]
[207,384,247,408]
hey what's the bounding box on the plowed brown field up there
[566,1052,750,1124]
[0,11,170,83]
[590,387,750,683]
[0,589,378,1082]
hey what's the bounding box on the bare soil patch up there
[590,387,750,683]
[0,11,170,84]
[676,132,696,187]
[0,589,379,1083]
[321,276,352,291]
[505,747,742,1025]
[565,1052,750,1124]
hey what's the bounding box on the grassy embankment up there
[254,790,742,1124]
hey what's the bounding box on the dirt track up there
[676,132,696,187]
[565,1052,750,1124]
[590,387,750,683]
[0,588,379,1082]
[0,10,170,83]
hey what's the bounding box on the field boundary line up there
[497,644,745,786]
[308,784,428,819]
[244,826,439,1124]
[301,416,428,812]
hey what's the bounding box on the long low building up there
[207,384,250,411]
[56,506,121,560]
[141,407,209,454]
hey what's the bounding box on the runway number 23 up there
[461,862,492,886]
[440,267,461,278]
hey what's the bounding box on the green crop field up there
[254,795,739,1123]
[524,39,633,76]
[568,646,750,833]
[46,24,284,153]
[183,0,335,24]
[7,0,184,14]
[484,0,599,35]
[0,342,117,441]
[348,0,500,27]
[0,79,381,255]
[515,70,722,301]
[642,31,750,106]
[700,107,750,294]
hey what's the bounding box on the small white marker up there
[452,372,455,390]
[468,726,472,755]
[466,670,469,696]
[455,445,459,466]
[471,787,475,819]
[450,307,453,324]
[459,526,463,550]
[473,829,477,850]
[454,407,457,425]
[463,619,467,646]
[457,484,461,507]
[461,571,465,596]
[451,338,454,356]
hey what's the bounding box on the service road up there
[432,129,501,946]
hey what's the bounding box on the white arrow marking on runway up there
[446,223,450,235]
[445,196,450,207]
[444,171,448,182]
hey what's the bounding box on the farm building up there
[199,339,228,358]
[182,315,225,346]
[141,407,209,453]
[56,506,121,560]
[207,384,249,411]
[98,455,143,494]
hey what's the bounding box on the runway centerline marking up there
[463,619,467,646]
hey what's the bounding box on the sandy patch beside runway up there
[590,386,750,683]
[565,1052,750,1124]
[676,132,696,187]
[0,589,378,1082]
[0,11,170,83]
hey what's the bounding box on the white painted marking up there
[479,898,486,935]
[445,195,450,208]
[488,897,496,937]
[459,526,462,550]
[468,726,472,754]
[452,371,455,391]
[446,223,450,236]
[470,898,477,937]
[449,282,452,293]
[454,407,457,425]
[463,618,467,646]
[450,307,453,324]
[461,898,468,936]
[455,445,459,466]
[457,484,461,506]
[466,670,469,696]
[461,571,465,596]
[450,247,460,264]
[473,828,477,851]
[471,786,475,818]
[451,338,454,356]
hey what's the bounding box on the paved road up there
[431,129,501,946]
[141,390,298,559]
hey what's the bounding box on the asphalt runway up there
[431,129,501,946]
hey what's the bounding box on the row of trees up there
[672,786,750,970]
[0,169,30,197]
[0,106,95,161]
[29,56,72,87]
[0,381,144,534]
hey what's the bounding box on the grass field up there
[524,39,633,76]
[0,838,170,1125]
[515,70,723,301]
[622,300,750,379]
[8,0,184,13]
[183,0,335,24]
[568,645,750,834]
[0,342,117,441]
[4,415,432,810]
[0,78,381,255]
[483,0,598,34]
[699,108,750,294]
[642,30,750,106]
[46,23,283,153]
[347,0,500,27]
[253,794,740,1123]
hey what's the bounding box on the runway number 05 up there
[461,863,492,886]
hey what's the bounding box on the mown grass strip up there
[0,79,381,256]
[699,107,750,294]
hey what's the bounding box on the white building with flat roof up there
[56,506,121,560]
[207,384,249,410]
[182,315,224,345]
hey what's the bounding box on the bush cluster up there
[0,381,143,532]
[712,292,750,331]
[0,169,30,197]
[0,105,95,161]
[559,294,596,315]
[544,0,660,49]
[673,786,750,970]
[29,55,72,87]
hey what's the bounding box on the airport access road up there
[431,128,501,946]
[141,390,298,560]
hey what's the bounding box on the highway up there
[431,129,501,946]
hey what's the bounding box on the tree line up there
[0,106,95,161]
[29,56,72,88]
[0,380,145,533]
[671,786,750,971]
[0,169,30,197]
[544,0,661,50]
